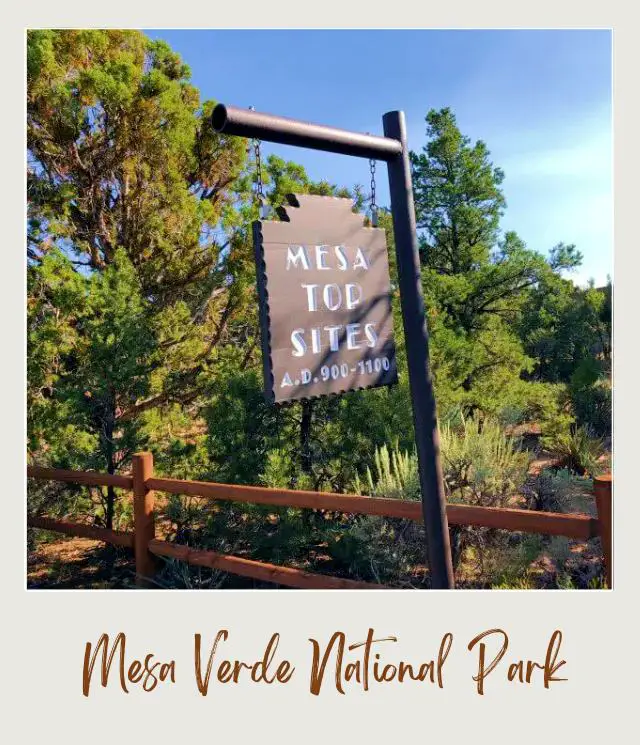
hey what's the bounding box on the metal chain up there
[249,106,266,217]
[254,137,264,204]
[369,157,378,227]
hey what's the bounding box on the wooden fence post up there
[594,474,612,589]
[132,452,156,587]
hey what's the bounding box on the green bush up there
[488,534,544,588]
[326,516,423,585]
[440,413,531,570]
[525,467,594,513]
[543,424,606,477]
[352,442,420,500]
[496,381,571,431]
[439,412,531,507]
[154,557,228,589]
[354,413,531,506]
[351,415,532,575]
[570,377,611,437]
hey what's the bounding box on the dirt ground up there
[27,535,136,589]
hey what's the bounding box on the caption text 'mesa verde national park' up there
[82,628,567,698]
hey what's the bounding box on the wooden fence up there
[27,453,613,589]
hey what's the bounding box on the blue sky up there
[147,29,612,286]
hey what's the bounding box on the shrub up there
[354,413,531,506]
[352,442,420,500]
[326,516,423,585]
[496,381,571,431]
[164,493,211,544]
[352,414,531,575]
[570,377,611,437]
[154,557,227,589]
[440,413,531,571]
[488,534,545,588]
[543,424,606,477]
[439,412,531,506]
[524,467,594,513]
[259,448,298,489]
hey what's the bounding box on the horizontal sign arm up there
[211,104,403,161]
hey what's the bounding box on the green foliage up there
[353,442,420,501]
[555,575,608,590]
[525,467,594,513]
[349,417,532,579]
[28,248,152,475]
[354,414,530,506]
[27,29,250,525]
[440,413,530,506]
[542,425,606,477]
[154,558,227,590]
[259,449,298,489]
[489,533,608,590]
[409,107,611,440]
[409,109,559,418]
[411,108,506,270]
[205,368,413,492]
[204,370,281,486]
[570,372,611,437]
[518,275,611,386]
[326,517,423,585]
[439,413,530,572]
[488,534,545,588]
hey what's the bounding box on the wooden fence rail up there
[28,515,134,549]
[27,465,133,489]
[147,539,382,590]
[147,475,601,539]
[27,453,613,589]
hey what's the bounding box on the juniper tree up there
[27,30,250,525]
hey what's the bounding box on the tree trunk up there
[300,400,313,475]
[103,412,118,577]
[105,483,116,531]
[101,395,117,531]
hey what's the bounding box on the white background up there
[3,3,637,742]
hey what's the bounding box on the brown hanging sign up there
[253,193,397,403]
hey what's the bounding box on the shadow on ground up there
[27,535,136,589]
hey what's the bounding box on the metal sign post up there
[382,111,454,589]
[212,104,455,589]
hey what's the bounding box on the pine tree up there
[410,108,551,415]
